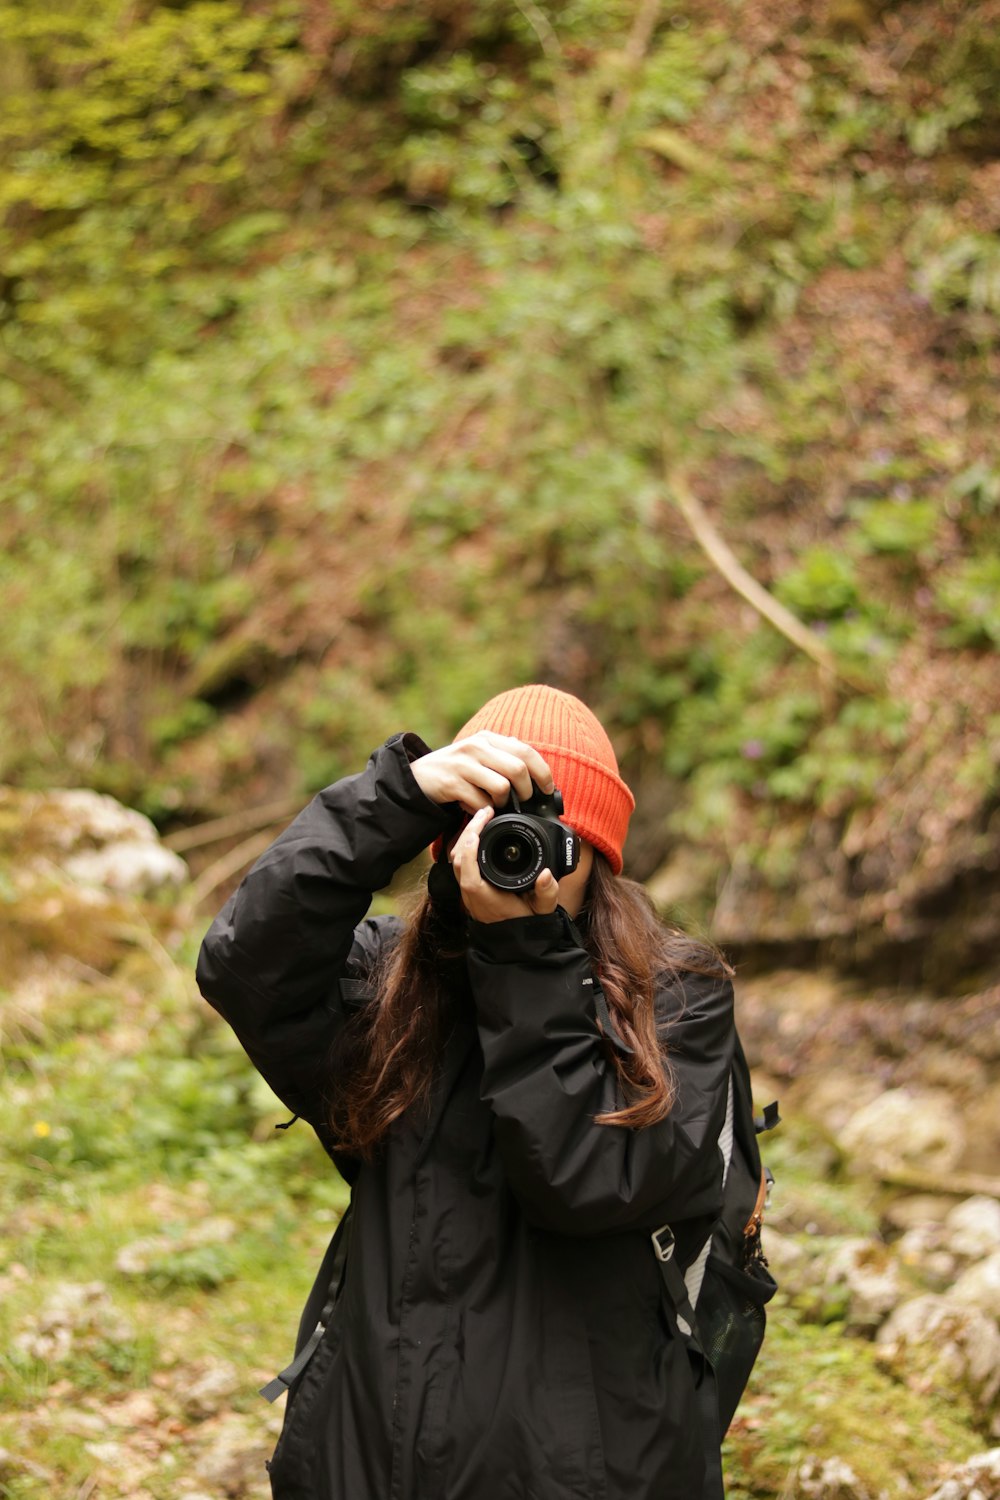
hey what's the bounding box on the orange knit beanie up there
[448,684,634,875]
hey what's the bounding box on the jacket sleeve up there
[467,907,734,1237]
[195,733,452,1130]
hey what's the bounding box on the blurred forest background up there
[1,1,999,1497]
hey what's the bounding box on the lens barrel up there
[475,783,580,893]
[476,822,548,888]
[478,815,548,892]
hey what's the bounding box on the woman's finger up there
[529,869,560,915]
[413,734,555,813]
[456,761,517,808]
[465,733,554,798]
[464,745,542,804]
[450,806,492,876]
[519,747,555,796]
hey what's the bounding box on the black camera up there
[477,784,580,893]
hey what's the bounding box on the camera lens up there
[497,838,533,876]
[478,817,546,891]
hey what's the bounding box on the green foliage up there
[0,0,995,906]
[935,555,1000,648]
[10,1032,250,1178]
[767,697,910,813]
[950,461,1000,517]
[774,549,861,621]
[135,1239,240,1292]
[849,498,940,557]
[908,211,1000,318]
[0,0,300,368]
[900,5,1000,158]
[149,700,218,753]
[725,1304,980,1497]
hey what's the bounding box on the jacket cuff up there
[308,733,456,877]
[384,731,471,831]
[465,908,579,963]
[392,730,432,765]
[369,733,443,813]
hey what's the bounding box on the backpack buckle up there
[651,1225,676,1263]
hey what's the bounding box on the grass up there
[0,906,349,1499]
[726,1308,981,1497]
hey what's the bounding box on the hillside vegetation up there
[1,0,999,972]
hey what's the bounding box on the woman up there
[196,684,739,1500]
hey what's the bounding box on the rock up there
[0,785,189,990]
[790,1455,874,1499]
[191,1415,270,1496]
[0,1262,31,1300]
[59,1409,110,1437]
[82,1437,155,1490]
[924,1448,1000,1500]
[837,1088,966,1175]
[116,1235,178,1275]
[760,1229,813,1296]
[0,1447,53,1483]
[789,1068,885,1139]
[116,1217,238,1276]
[182,1360,242,1420]
[883,1194,954,1235]
[946,1198,1000,1261]
[876,1294,1000,1420]
[63,840,187,895]
[106,1390,160,1428]
[895,1225,957,1289]
[950,1252,1000,1321]
[1,785,188,897]
[25,788,156,848]
[84,1440,132,1465]
[14,1281,133,1363]
[822,1238,904,1333]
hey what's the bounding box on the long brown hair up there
[327,855,731,1159]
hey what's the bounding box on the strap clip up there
[259,1314,328,1402]
[651,1225,676,1263]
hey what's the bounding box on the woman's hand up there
[411,731,554,814]
[449,807,560,924]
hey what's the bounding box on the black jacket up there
[196,735,736,1500]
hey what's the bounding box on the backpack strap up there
[651,1069,734,1500]
[259,1205,353,1403]
[675,1071,735,1311]
[339,976,374,1011]
[651,1223,701,1341]
[651,1224,725,1500]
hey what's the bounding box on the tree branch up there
[665,468,871,693]
[609,0,663,124]
[163,798,300,854]
[876,1163,1000,1201]
[512,0,577,147]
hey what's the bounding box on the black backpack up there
[651,1033,779,1495]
